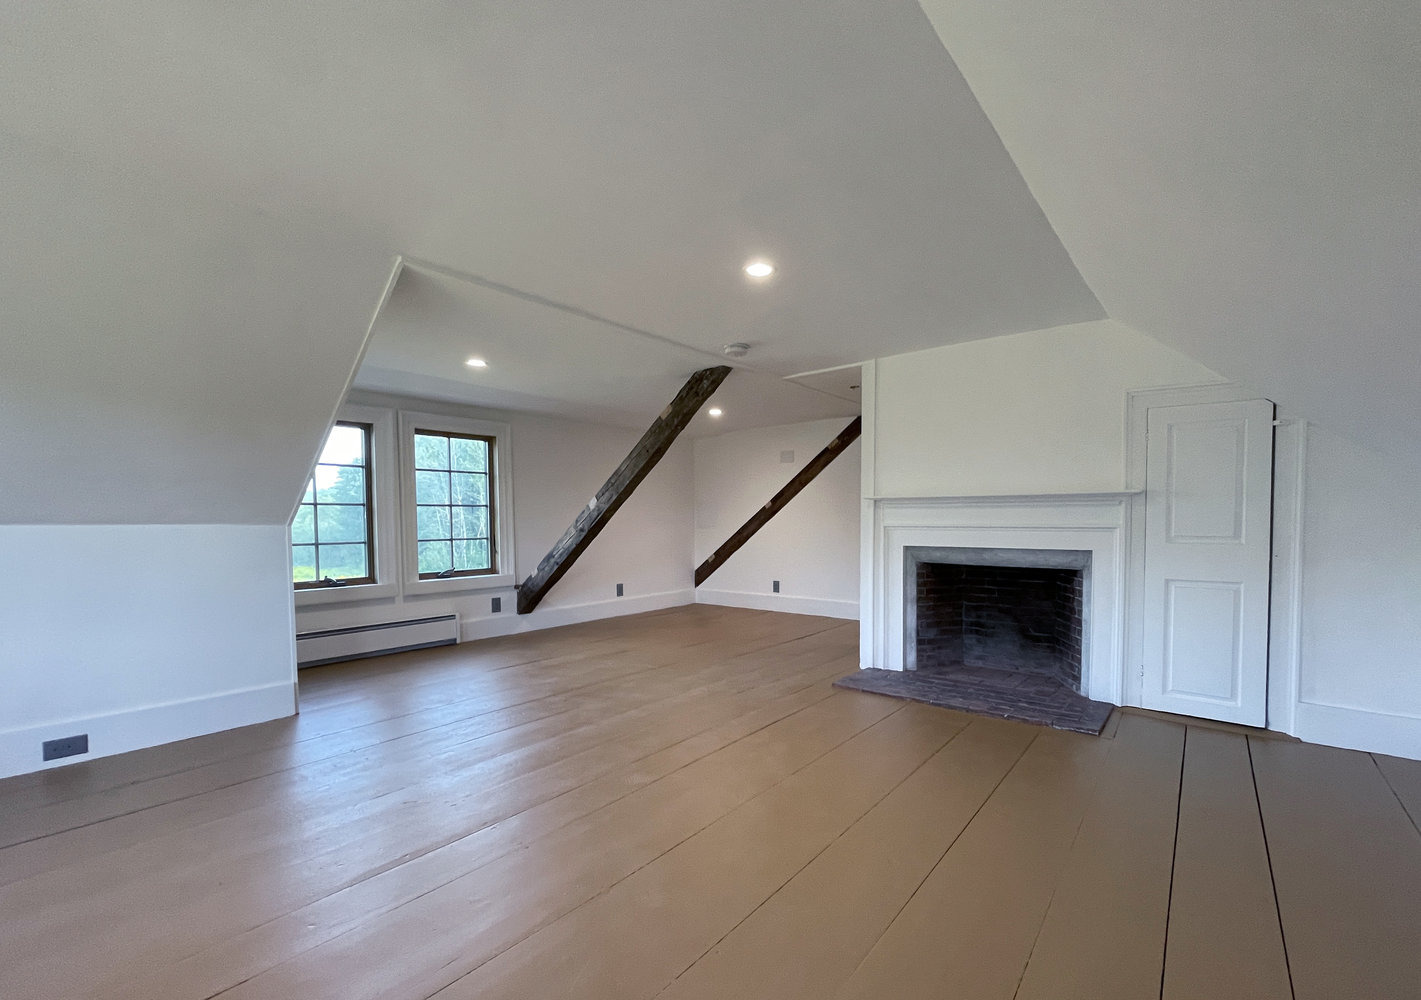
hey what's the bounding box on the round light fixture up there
[465,357,488,368]
[722,342,750,359]
[708,407,724,418]
[743,259,775,279]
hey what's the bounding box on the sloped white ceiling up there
[0,135,394,524]
[12,1,1410,526]
[918,0,1421,465]
[356,265,859,435]
[0,1,1102,525]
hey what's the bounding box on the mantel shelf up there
[866,491,1142,503]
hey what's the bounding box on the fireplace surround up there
[862,494,1134,706]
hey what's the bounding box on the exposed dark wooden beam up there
[517,365,732,615]
[695,416,861,588]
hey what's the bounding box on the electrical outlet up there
[43,734,88,761]
[772,580,780,593]
[616,583,624,597]
[491,596,502,613]
[780,450,795,463]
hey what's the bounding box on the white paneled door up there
[1142,400,1275,725]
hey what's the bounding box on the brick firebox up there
[903,546,1092,692]
[915,562,1084,689]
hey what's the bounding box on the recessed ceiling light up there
[708,407,724,418]
[465,357,488,368]
[743,259,775,279]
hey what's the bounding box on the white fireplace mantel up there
[860,493,1137,705]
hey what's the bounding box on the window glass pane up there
[453,538,491,572]
[292,545,317,583]
[415,469,449,504]
[418,540,452,574]
[302,479,314,504]
[416,505,452,541]
[414,433,449,470]
[316,466,365,504]
[451,437,488,473]
[452,505,488,540]
[450,472,487,506]
[292,504,315,545]
[317,504,367,544]
[321,424,367,466]
[319,543,368,580]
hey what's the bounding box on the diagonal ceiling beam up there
[517,365,732,615]
[695,416,861,588]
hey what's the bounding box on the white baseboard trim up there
[695,588,859,621]
[0,681,296,780]
[1293,700,1421,760]
[459,589,695,642]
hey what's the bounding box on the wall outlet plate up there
[43,734,88,761]
[491,596,501,613]
[616,583,624,597]
[772,580,781,593]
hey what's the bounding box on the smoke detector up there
[722,342,750,359]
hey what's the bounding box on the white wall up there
[865,318,1421,758]
[294,391,695,643]
[1288,426,1421,757]
[693,418,860,619]
[871,319,1223,497]
[0,525,297,779]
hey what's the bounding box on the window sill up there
[294,581,400,608]
[403,572,515,596]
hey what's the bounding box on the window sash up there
[295,421,376,589]
[413,430,497,579]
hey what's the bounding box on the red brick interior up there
[915,562,1084,690]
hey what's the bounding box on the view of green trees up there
[415,432,492,576]
[293,424,371,585]
[290,425,494,585]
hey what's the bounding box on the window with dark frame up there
[292,421,375,588]
[414,430,495,578]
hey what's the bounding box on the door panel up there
[1143,400,1273,725]
[1164,581,1242,702]
[1166,419,1247,542]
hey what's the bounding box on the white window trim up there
[295,404,400,607]
[398,409,516,594]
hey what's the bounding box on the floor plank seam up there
[0,676,725,851]
[9,654,692,833]
[4,648,846,850]
[1156,727,1188,1000]
[843,724,1042,995]
[420,701,912,1000]
[656,717,973,996]
[298,680,848,902]
[1369,752,1421,839]
[1246,736,1298,1000]
[180,687,852,994]
[195,684,857,997]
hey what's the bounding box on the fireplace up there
[906,546,1089,690]
[851,494,1132,732]
[837,544,1109,731]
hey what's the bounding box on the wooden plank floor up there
[1,605,1418,999]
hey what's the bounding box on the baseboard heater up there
[296,614,458,667]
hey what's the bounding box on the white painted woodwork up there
[1142,399,1274,725]
[864,493,1132,705]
